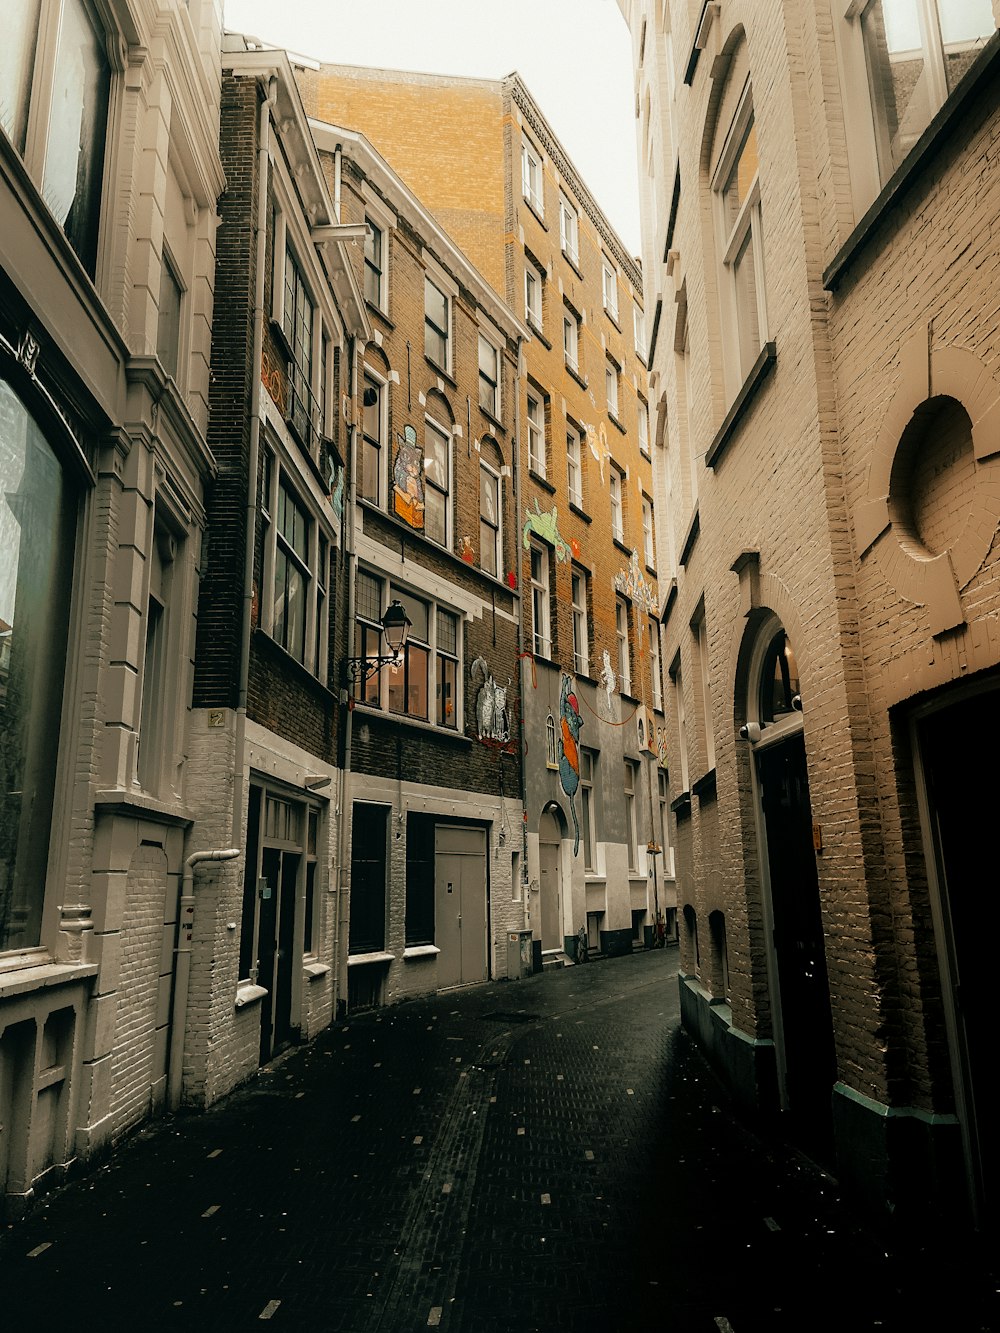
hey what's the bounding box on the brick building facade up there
[619,0,1000,1232]
[298,63,670,967]
[1,0,225,1215]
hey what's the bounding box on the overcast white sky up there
[222,0,642,256]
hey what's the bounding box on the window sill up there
[0,961,98,1001]
[424,357,457,389]
[526,320,552,350]
[403,944,441,960]
[639,447,651,462]
[613,537,631,557]
[823,34,1000,293]
[303,960,330,980]
[562,249,584,280]
[608,412,627,435]
[660,577,678,626]
[670,790,692,817]
[678,506,700,569]
[235,982,268,1009]
[347,951,394,967]
[565,364,588,391]
[479,405,506,435]
[359,500,518,592]
[529,469,555,494]
[253,629,337,699]
[365,300,394,329]
[94,790,192,827]
[351,701,473,745]
[705,342,777,470]
[691,768,717,802]
[569,502,592,524]
[604,308,621,334]
[268,316,293,362]
[645,563,657,579]
[522,196,548,230]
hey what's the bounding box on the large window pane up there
[0,0,42,153]
[0,378,74,952]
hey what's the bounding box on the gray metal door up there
[435,826,487,988]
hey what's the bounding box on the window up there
[616,596,632,695]
[634,302,647,360]
[525,259,544,330]
[580,749,598,871]
[658,769,675,878]
[714,86,767,391]
[405,813,436,946]
[1,0,111,275]
[606,358,619,419]
[423,416,451,547]
[424,275,450,370]
[693,612,716,770]
[479,462,501,578]
[478,334,500,416]
[566,425,584,508]
[545,714,558,767]
[521,136,544,214]
[261,450,330,678]
[670,656,690,792]
[361,372,385,505]
[157,250,183,382]
[758,627,800,723]
[624,760,639,871]
[563,308,580,374]
[602,259,619,321]
[559,191,579,264]
[530,541,551,658]
[610,466,624,543]
[137,520,180,795]
[649,617,663,712]
[282,246,318,450]
[527,389,546,478]
[571,567,589,676]
[349,803,388,954]
[638,398,650,457]
[364,217,384,308]
[355,573,460,730]
[642,496,655,568]
[0,373,77,952]
[859,0,995,184]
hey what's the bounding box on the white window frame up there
[606,357,620,419]
[602,258,619,322]
[566,425,584,509]
[530,540,552,659]
[649,617,663,712]
[624,759,639,872]
[521,135,544,215]
[526,388,546,478]
[360,367,387,507]
[479,460,502,579]
[559,191,580,265]
[616,595,632,696]
[634,302,647,360]
[563,309,580,374]
[610,466,624,543]
[364,216,385,310]
[580,749,598,872]
[478,332,501,418]
[712,83,767,398]
[423,413,452,549]
[571,567,589,677]
[694,611,716,771]
[525,259,543,330]
[658,768,675,879]
[638,397,650,457]
[670,655,690,793]
[642,495,655,568]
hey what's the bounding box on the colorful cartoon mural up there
[471,656,511,744]
[329,461,345,524]
[600,649,617,713]
[655,725,669,769]
[261,343,287,414]
[614,548,658,615]
[393,424,425,529]
[522,499,578,563]
[583,420,611,484]
[558,673,583,855]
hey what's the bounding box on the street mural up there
[393,424,425,529]
[655,724,669,769]
[558,672,583,855]
[471,655,511,744]
[600,649,617,714]
[614,548,658,615]
[583,420,611,484]
[261,343,287,415]
[521,499,579,563]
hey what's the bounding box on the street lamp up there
[343,599,411,684]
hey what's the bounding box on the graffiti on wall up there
[393,424,425,529]
[655,725,669,769]
[261,343,287,415]
[558,672,583,855]
[522,499,579,563]
[600,649,617,714]
[614,548,658,615]
[583,420,611,484]
[471,655,511,744]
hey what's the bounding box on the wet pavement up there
[2,948,996,1331]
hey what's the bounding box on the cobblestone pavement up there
[2,949,996,1331]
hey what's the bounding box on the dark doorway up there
[258,846,299,1063]
[918,687,997,1226]
[757,734,836,1161]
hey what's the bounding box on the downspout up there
[333,144,342,222]
[168,848,240,1111]
[513,336,528,929]
[332,334,361,1017]
[234,72,278,844]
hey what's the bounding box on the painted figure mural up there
[471,655,511,744]
[393,424,425,529]
[558,672,583,855]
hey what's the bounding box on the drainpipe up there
[332,333,361,1017]
[234,72,278,845]
[333,144,342,222]
[513,336,528,929]
[168,848,241,1111]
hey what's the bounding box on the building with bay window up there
[619,0,1000,1234]
[1,0,225,1215]
[305,115,529,1008]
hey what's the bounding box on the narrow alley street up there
[1,951,994,1332]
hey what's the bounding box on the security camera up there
[739,722,762,743]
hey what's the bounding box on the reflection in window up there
[759,630,800,722]
[0,376,75,951]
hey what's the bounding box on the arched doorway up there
[536,805,565,952]
[915,681,999,1227]
[746,616,836,1161]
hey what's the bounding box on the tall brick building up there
[619,0,1000,1232]
[298,64,671,964]
[1,0,225,1214]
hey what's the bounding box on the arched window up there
[683,903,700,975]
